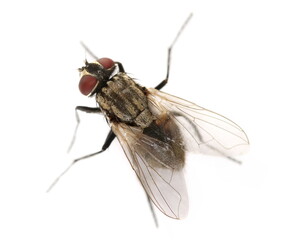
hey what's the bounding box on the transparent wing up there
[147,88,249,159]
[111,122,188,219]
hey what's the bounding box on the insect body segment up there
[96,73,154,128]
[78,58,116,96]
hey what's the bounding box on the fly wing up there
[147,88,249,159]
[111,122,188,219]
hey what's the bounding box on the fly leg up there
[48,105,115,192]
[70,129,115,164]
[80,41,126,73]
[47,129,115,192]
[115,62,125,72]
[146,193,159,227]
[68,106,102,153]
[80,41,99,60]
[155,13,193,90]
[154,46,171,90]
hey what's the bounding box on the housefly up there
[48,13,249,221]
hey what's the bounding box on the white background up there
[0,0,281,239]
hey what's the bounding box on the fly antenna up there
[80,41,99,60]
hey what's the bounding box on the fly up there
[48,13,249,223]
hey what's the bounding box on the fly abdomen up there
[143,116,186,169]
[96,72,154,128]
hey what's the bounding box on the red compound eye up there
[97,58,114,69]
[79,75,98,95]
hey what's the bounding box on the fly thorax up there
[96,72,154,128]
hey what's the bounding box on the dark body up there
[96,72,185,169]
[96,72,154,128]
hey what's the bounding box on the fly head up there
[79,58,116,96]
